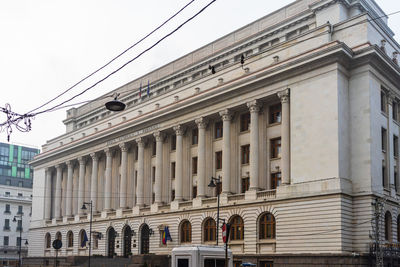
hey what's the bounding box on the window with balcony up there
[215,121,223,139]
[215,151,222,170]
[241,177,249,193]
[171,162,176,179]
[192,157,198,174]
[269,104,282,124]
[4,204,10,214]
[4,219,10,231]
[240,113,250,132]
[271,172,281,189]
[16,237,21,246]
[241,145,250,164]
[17,205,23,215]
[192,186,197,199]
[270,138,281,159]
[3,236,9,246]
[16,220,22,231]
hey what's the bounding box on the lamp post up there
[81,200,93,267]
[12,215,28,267]
[208,176,222,246]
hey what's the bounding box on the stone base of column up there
[132,206,140,215]
[62,216,69,223]
[245,190,257,201]
[151,203,159,213]
[116,208,124,217]
[52,218,58,225]
[220,193,229,204]
[171,200,180,210]
[193,197,204,207]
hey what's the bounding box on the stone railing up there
[256,189,276,200]
[228,193,245,202]
[202,197,217,205]
[180,200,193,208]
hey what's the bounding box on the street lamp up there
[12,215,27,267]
[81,201,93,267]
[208,176,222,246]
[105,93,126,112]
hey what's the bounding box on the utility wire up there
[26,0,196,114]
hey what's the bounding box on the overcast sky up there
[0,0,399,149]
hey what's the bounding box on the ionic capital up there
[247,100,261,113]
[153,131,165,142]
[219,109,233,121]
[195,117,208,129]
[173,125,185,136]
[277,88,290,104]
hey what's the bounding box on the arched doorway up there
[107,227,116,258]
[123,225,132,257]
[140,224,150,254]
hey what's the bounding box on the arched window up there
[55,232,62,241]
[229,215,244,241]
[203,218,216,242]
[67,231,74,248]
[259,213,275,239]
[45,233,51,249]
[80,230,88,248]
[180,220,192,243]
[397,215,400,242]
[385,211,392,242]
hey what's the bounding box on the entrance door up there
[123,226,132,257]
[107,227,116,258]
[140,224,150,254]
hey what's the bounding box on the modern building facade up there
[0,143,39,265]
[29,0,400,266]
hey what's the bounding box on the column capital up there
[135,137,145,147]
[277,88,290,103]
[104,148,113,157]
[66,161,73,168]
[90,153,98,162]
[55,164,63,171]
[195,117,208,129]
[219,109,233,121]
[388,91,396,105]
[78,156,86,165]
[247,100,261,113]
[153,131,165,142]
[173,125,185,136]
[119,142,129,152]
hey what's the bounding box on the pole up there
[216,191,220,246]
[88,201,92,267]
[225,242,228,267]
[18,219,22,267]
[55,249,58,267]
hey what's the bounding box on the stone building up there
[29,0,400,266]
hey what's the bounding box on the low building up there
[29,0,400,266]
[0,143,39,265]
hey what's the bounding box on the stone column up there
[54,164,63,219]
[89,154,98,213]
[44,168,52,220]
[154,132,164,204]
[77,157,86,215]
[65,161,73,217]
[174,125,184,201]
[119,143,129,209]
[104,148,113,211]
[247,100,261,190]
[195,118,207,197]
[220,109,232,194]
[387,92,394,191]
[136,138,145,207]
[278,89,291,185]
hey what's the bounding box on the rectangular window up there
[192,129,198,145]
[18,193,22,197]
[215,151,222,170]
[135,146,138,161]
[152,193,155,204]
[216,181,222,195]
[240,113,250,132]
[152,141,156,156]
[270,138,282,158]
[382,128,387,152]
[4,219,10,230]
[5,179,11,185]
[17,205,23,215]
[241,145,250,164]
[152,166,156,183]
[269,104,282,124]
[171,135,176,151]
[192,186,197,199]
[5,204,10,213]
[395,168,398,192]
[17,220,22,231]
[215,121,223,139]
[241,177,249,193]
[259,261,273,267]
[16,237,21,246]
[271,172,281,189]
[381,91,387,113]
[394,135,399,157]
[5,192,10,197]
[382,165,387,188]
[171,190,175,201]
[3,236,9,246]
[171,162,176,179]
[393,101,399,121]
[192,157,198,174]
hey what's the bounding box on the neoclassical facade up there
[29,0,400,265]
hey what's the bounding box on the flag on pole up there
[147,80,150,97]
[139,82,142,98]
[81,231,88,247]
[162,226,172,245]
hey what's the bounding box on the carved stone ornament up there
[219,109,233,121]
[173,125,185,136]
[104,148,113,157]
[78,156,86,165]
[119,142,129,152]
[153,131,165,142]
[89,153,98,162]
[277,88,290,103]
[135,137,145,147]
[195,117,208,129]
[387,92,395,105]
[247,100,261,113]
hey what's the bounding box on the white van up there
[171,245,233,267]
